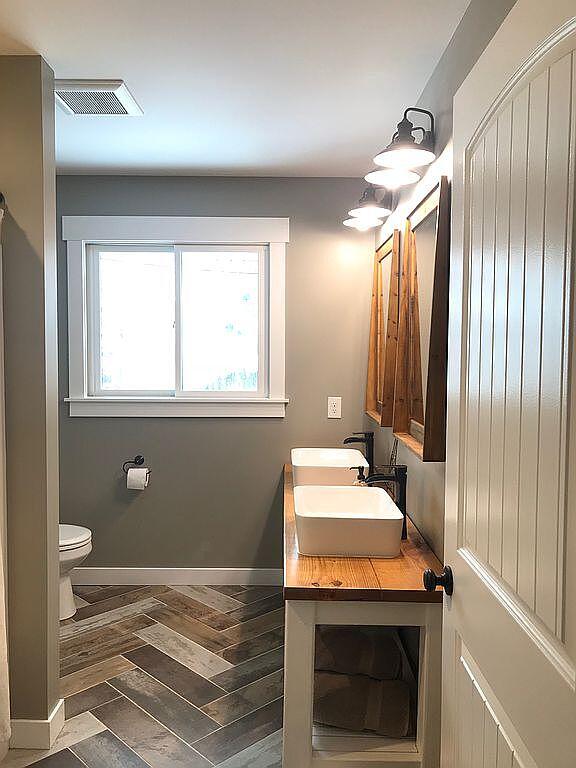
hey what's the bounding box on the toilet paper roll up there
[127,467,149,490]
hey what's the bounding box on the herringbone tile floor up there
[5,585,285,768]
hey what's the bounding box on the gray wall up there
[368,0,517,559]
[417,0,518,154]
[57,177,372,567]
[0,56,60,721]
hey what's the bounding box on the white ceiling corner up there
[0,0,470,175]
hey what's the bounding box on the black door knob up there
[423,565,453,596]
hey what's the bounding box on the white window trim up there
[63,216,289,417]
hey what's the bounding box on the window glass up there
[98,249,175,391]
[181,250,260,392]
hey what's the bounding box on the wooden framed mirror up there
[393,176,450,460]
[365,230,400,426]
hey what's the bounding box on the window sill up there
[65,397,289,418]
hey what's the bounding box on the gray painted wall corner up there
[0,55,60,720]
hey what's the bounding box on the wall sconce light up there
[364,167,420,189]
[343,217,383,231]
[345,108,435,227]
[348,187,392,219]
[373,107,436,170]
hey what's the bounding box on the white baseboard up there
[10,698,64,750]
[71,567,284,586]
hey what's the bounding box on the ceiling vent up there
[54,80,143,116]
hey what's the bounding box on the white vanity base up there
[282,600,442,768]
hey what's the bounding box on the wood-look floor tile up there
[222,594,284,625]
[156,590,216,619]
[111,613,157,633]
[124,645,224,707]
[74,586,170,620]
[60,599,161,640]
[173,585,243,613]
[197,610,239,631]
[52,585,287,768]
[61,625,116,659]
[24,750,85,767]
[65,682,120,719]
[216,729,283,768]
[220,609,285,645]
[73,595,89,609]
[193,698,283,764]
[221,628,284,664]
[60,634,147,676]
[201,669,284,726]
[109,668,219,744]
[78,585,144,603]
[60,656,136,698]
[61,615,154,660]
[145,605,230,652]
[71,730,150,768]
[207,585,248,597]
[2,713,106,768]
[210,647,284,691]
[92,696,211,768]
[232,587,282,605]
[72,586,102,598]
[135,623,233,678]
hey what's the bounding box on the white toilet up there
[59,524,92,620]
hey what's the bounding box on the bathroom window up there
[88,244,265,397]
[63,216,288,416]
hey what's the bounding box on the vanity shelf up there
[282,464,443,768]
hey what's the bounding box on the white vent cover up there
[54,80,143,116]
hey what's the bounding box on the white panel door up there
[444,3,576,767]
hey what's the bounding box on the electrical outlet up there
[327,396,342,419]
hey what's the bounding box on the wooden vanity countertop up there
[283,464,443,603]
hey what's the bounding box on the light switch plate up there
[327,396,342,419]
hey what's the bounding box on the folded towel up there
[315,627,402,680]
[314,671,411,738]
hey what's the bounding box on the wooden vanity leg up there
[283,600,316,768]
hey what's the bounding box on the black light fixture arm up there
[410,126,426,142]
[387,107,436,157]
[403,107,435,136]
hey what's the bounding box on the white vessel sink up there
[291,448,368,486]
[294,485,403,558]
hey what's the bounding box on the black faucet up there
[363,465,408,540]
[343,431,375,475]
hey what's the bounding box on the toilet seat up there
[59,524,92,551]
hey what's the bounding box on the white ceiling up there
[0,1,469,176]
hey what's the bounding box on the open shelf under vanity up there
[313,724,419,759]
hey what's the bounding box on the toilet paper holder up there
[122,455,147,474]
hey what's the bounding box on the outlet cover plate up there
[327,396,342,419]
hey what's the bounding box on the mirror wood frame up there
[393,175,450,461]
[365,230,401,426]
